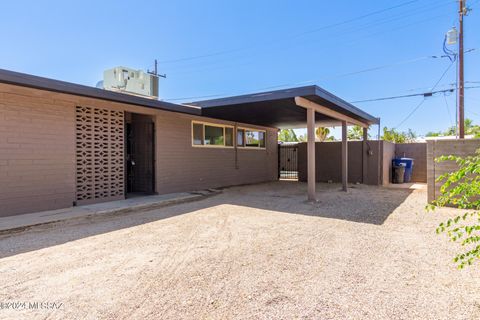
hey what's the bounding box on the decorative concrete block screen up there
[75,106,125,205]
[427,139,480,202]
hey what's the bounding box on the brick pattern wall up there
[427,139,480,202]
[154,112,278,194]
[0,85,76,217]
[0,83,279,217]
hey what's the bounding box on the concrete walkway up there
[0,190,220,234]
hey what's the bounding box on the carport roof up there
[189,85,379,129]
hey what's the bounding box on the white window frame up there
[237,127,267,150]
[191,121,235,148]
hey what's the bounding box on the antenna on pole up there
[148,59,166,78]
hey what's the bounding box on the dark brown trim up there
[0,68,201,116]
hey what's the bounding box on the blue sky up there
[0,0,479,137]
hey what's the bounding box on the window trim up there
[191,121,235,148]
[237,127,267,150]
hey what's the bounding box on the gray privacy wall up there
[382,141,396,185]
[427,139,480,202]
[298,141,393,185]
[396,143,427,183]
[297,141,427,186]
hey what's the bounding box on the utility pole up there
[458,0,466,138]
[148,59,166,78]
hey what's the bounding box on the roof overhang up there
[0,68,201,116]
[189,85,379,129]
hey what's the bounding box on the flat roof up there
[0,68,201,116]
[0,68,378,129]
[190,86,379,128]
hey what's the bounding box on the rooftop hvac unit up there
[102,66,159,99]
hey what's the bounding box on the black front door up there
[126,113,155,195]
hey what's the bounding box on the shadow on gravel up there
[0,181,414,259]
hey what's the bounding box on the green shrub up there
[427,149,480,269]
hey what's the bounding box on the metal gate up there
[278,144,298,180]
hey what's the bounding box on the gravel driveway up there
[0,182,479,319]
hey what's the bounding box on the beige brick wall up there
[427,139,480,202]
[0,84,76,216]
[154,112,278,194]
[0,83,278,217]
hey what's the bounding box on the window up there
[225,127,234,146]
[205,125,224,145]
[238,128,266,149]
[192,121,234,147]
[237,129,245,147]
[192,123,203,145]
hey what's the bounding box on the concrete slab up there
[0,190,220,234]
[385,182,427,190]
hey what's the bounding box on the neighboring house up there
[0,69,378,217]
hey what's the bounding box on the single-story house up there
[0,68,378,217]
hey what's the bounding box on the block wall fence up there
[297,141,428,186]
[427,139,480,202]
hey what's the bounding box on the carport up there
[190,85,379,201]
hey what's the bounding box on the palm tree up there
[315,127,330,142]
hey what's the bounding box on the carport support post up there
[342,121,348,191]
[307,107,316,201]
[362,127,368,184]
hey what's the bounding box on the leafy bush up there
[347,125,366,140]
[382,127,417,143]
[427,149,480,269]
[278,129,298,142]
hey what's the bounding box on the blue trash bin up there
[392,158,414,183]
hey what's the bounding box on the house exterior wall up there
[155,112,278,194]
[0,84,76,216]
[395,143,427,183]
[427,139,480,203]
[0,83,278,217]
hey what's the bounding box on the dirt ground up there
[0,182,479,319]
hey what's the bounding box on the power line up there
[443,92,454,126]
[160,1,454,75]
[246,56,435,92]
[169,86,480,105]
[395,99,427,129]
[394,61,456,128]
[157,0,421,64]
[164,52,459,102]
[351,88,456,103]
